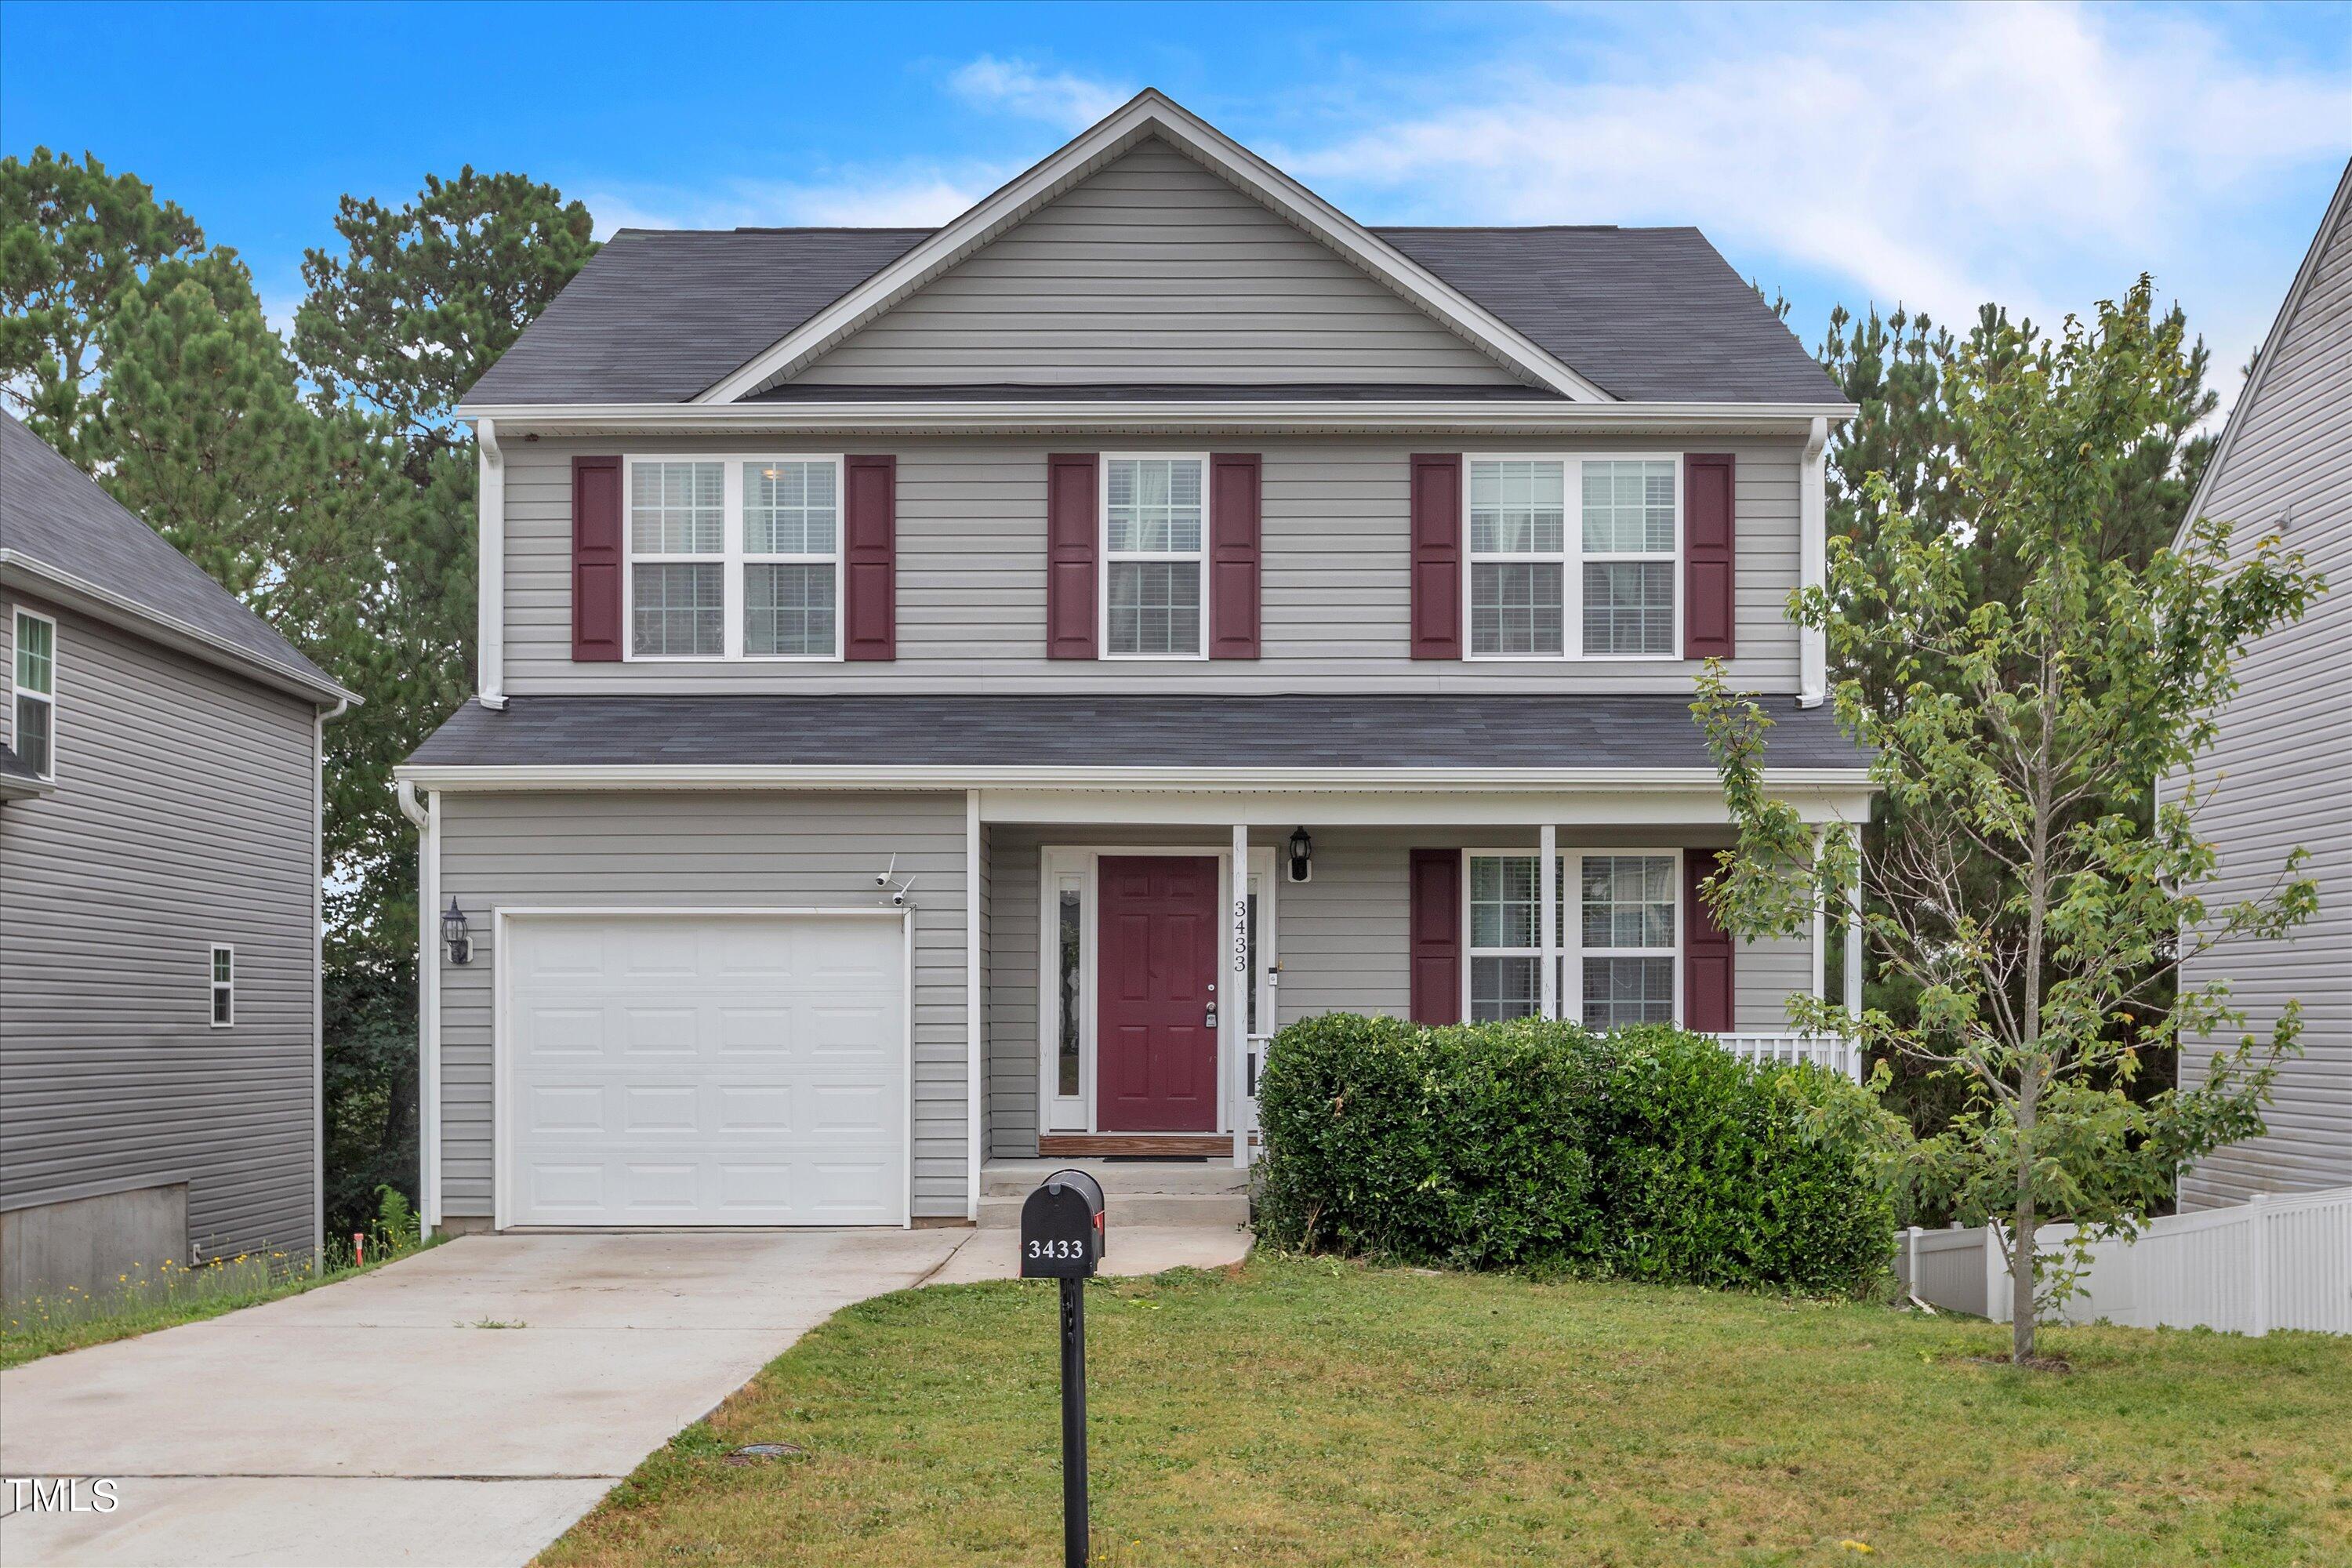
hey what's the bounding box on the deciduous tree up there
[1699,279,2321,1364]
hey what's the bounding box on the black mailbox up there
[1021,1168,1106,1278]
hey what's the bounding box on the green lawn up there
[543,1254,2352,1567]
[0,1236,440,1370]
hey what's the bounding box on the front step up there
[978,1190,1250,1230]
[977,1159,1252,1230]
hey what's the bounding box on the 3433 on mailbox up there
[1020,1169,1106,1279]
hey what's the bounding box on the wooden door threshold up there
[1040,1134,1250,1157]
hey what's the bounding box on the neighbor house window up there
[1577,855,1677,1028]
[209,945,234,1027]
[1102,456,1205,658]
[1467,853,1542,1022]
[626,456,844,660]
[13,609,55,780]
[1467,457,1679,659]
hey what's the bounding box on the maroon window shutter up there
[843,455,896,661]
[1046,453,1098,659]
[1410,454,1463,659]
[1409,848,1463,1025]
[1684,849,1736,1033]
[572,455,623,662]
[1208,452,1261,659]
[1684,453,1737,660]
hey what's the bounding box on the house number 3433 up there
[1232,898,1249,974]
[1027,1238,1087,1261]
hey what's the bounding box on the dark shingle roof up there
[464,228,929,405]
[1374,227,1838,403]
[406,694,1866,771]
[463,222,1837,408]
[0,412,346,701]
[0,739,42,783]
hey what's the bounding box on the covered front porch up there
[974,782,1870,1171]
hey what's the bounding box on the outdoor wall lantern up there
[1287,827,1314,884]
[441,897,474,965]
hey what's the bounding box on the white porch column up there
[1844,820,1864,1079]
[965,790,982,1221]
[1539,822,1559,1020]
[1810,826,1828,1011]
[1230,822,1250,1168]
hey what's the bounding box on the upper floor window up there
[1467,457,1680,660]
[1102,455,1205,659]
[13,609,56,779]
[626,457,840,661]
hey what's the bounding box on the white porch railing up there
[1712,1032,1863,1080]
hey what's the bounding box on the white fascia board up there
[980,786,1876,828]
[456,400,1859,437]
[0,553,359,709]
[394,761,1877,793]
[690,91,1613,405]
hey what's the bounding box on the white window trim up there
[209,943,235,1029]
[10,608,57,781]
[1098,452,1210,661]
[1461,846,1684,1025]
[1461,453,1685,663]
[619,454,847,663]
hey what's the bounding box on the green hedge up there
[1252,1014,1893,1296]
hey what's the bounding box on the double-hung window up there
[1467,456,1680,659]
[209,945,234,1027]
[1102,455,1206,659]
[12,609,56,779]
[625,456,843,660]
[1463,848,1683,1027]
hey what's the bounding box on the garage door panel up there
[504,914,907,1227]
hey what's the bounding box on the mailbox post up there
[1021,1169,1106,1568]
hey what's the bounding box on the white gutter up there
[397,779,441,1231]
[476,419,506,711]
[394,762,1877,793]
[0,552,358,710]
[1798,415,1830,709]
[456,399,1859,438]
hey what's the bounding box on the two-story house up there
[398,92,1871,1233]
[2,412,355,1301]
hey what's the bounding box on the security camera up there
[875,854,898,888]
[890,889,907,906]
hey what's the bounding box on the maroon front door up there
[1096,856,1219,1131]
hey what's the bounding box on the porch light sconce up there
[441,897,474,966]
[1287,827,1313,884]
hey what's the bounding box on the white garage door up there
[501,913,907,1227]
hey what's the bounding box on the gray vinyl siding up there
[0,593,320,1261]
[790,140,1520,389]
[2166,183,2352,1209]
[499,434,1804,697]
[982,826,1819,1157]
[432,790,972,1219]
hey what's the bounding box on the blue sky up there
[3,1,2346,415]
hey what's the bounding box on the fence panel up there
[1898,1186,2350,1336]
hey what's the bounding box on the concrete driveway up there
[0,1229,970,1568]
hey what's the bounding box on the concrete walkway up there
[0,1220,1249,1568]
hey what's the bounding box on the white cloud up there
[581,169,998,238]
[949,54,1132,131]
[1273,2,2349,375]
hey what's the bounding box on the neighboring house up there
[0,412,355,1300]
[2162,159,2352,1209]
[397,91,1871,1233]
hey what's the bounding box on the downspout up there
[476,418,507,712]
[1798,415,1829,709]
[397,779,441,1229]
[314,696,346,1261]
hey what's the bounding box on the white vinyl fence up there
[1895,1185,2352,1336]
